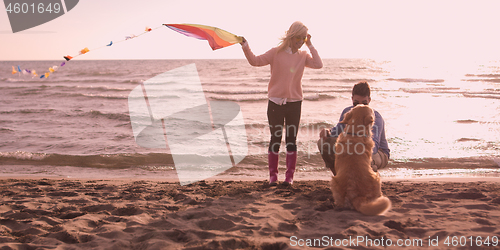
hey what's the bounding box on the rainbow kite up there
[164,24,242,50]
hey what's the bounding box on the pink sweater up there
[242,43,323,100]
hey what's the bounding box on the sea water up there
[1,59,499,180]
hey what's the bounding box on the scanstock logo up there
[128,64,248,185]
[4,0,79,33]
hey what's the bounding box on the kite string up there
[67,25,163,61]
[11,25,163,79]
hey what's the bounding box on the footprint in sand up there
[197,217,236,231]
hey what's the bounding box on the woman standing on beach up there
[240,21,323,185]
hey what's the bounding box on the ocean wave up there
[463,93,500,99]
[309,78,334,82]
[0,109,56,115]
[208,92,339,102]
[485,88,500,92]
[300,121,333,129]
[240,154,500,173]
[465,78,500,83]
[0,151,174,168]
[0,86,28,91]
[465,74,500,78]
[0,128,14,132]
[80,93,128,99]
[381,167,500,179]
[203,89,267,95]
[230,82,268,88]
[43,92,128,100]
[0,108,130,122]
[3,78,36,83]
[456,138,481,142]
[389,156,499,169]
[74,85,133,92]
[3,77,143,85]
[244,123,267,129]
[208,95,268,102]
[388,78,445,83]
[398,87,500,98]
[256,78,270,82]
[65,70,131,77]
[74,78,144,84]
[243,121,332,130]
[243,121,333,130]
[309,78,375,83]
[400,87,461,94]
[63,78,144,84]
[303,93,338,101]
[455,119,479,124]
[304,83,352,89]
[1,151,498,174]
[338,66,370,70]
[83,110,131,122]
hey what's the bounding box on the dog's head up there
[340,105,374,136]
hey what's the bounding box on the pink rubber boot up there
[284,151,297,185]
[268,151,279,186]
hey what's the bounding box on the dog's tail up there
[354,196,391,216]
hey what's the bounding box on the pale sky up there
[1,0,499,62]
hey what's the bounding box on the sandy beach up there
[1,177,499,249]
[2,58,500,249]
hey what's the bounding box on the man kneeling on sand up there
[317,81,390,175]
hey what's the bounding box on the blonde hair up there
[278,21,308,52]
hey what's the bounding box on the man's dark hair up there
[352,81,371,97]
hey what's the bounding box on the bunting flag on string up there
[10,23,241,79]
[163,24,242,50]
[79,47,90,55]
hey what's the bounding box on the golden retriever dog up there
[330,105,391,216]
